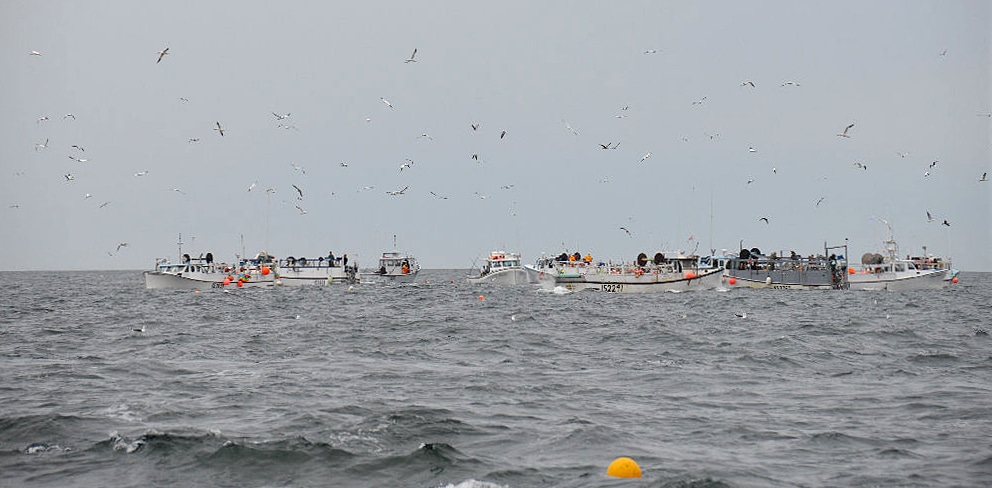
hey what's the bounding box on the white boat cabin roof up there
[486,251,521,267]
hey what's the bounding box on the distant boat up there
[724,243,849,290]
[144,251,277,290]
[848,239,957,291]
[533,251,724,293]
[363,251,420,283]
[467,251,537,285]
[274,254,359,286]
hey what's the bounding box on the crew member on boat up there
[327,251,336,267]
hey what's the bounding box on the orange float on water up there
[728,277,737,285]
[607,457,642,478]
[952,277,959,284]
[684,271,696,279]
[477,295,485,300]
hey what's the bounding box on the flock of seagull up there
[15,44,989,259]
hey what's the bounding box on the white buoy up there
[765,276,772,285]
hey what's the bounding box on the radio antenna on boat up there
[177,233,184,261]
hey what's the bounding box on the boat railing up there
[279,257,347,269]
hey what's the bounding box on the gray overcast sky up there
[3,1,990,272]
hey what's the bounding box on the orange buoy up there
[728,277,736,285]
[848,267,855,275]
[684,271,696,279]
[607,457,642,478]
[477,295,485,300]
[261,266,270,275]
[952,277,958,284]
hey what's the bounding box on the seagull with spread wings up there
[837,123,854,138]
[405,48,417,63]
[156,47,169,64]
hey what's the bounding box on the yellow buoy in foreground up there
[607,457,642,478]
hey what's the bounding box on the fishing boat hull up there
[544,266,724,293]
[467,267,535,285]
[848,268,950,291]
[275,265,359,286]
[143,270,275,290]
[724,269,845,290]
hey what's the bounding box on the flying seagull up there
[380,97,393,109]
[471,123,480,131]
[417,133,433,141]
[758,217,770,224]
[430,191,448,200]
[29,50,41,56]
[619,226,633,237]
[815,197,825,207]
[980,172,988,181]
[292,184,304,199]
[247,180,257,192]
[781,81,801,87]
[405,48,417,63]
[273,112,290,120]
[400,159,414,171]
[500,130,507,139]
[214,121,225,136]
[295,205,307,215]
[562,119,579,136]
[741,81,755,87]
[134,170,148,177]
[942,219,951,227]
[156,47,169,64]
[172,188,186,195]
[854,162,867,170]
[63,113,76,120]
[35,138,49,151]
[748,146,757,153]
[926,211,935,222]
[115,242,128,253]
[64,173,74,181]
[639,152,652,163]
[837,123,854,138]
[386,186,408,196]
[71,144,84,152]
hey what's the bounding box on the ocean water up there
[1,270,990,487]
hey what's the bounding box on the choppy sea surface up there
[1,270,990,487]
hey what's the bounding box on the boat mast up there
[177,233,183,261]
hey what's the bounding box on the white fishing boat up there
[537,251,724,293]
[363,251,420,283]
[274,253,359,286]
[144,251,277,289]
[848,240,956,291]
[467,251,536,285]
